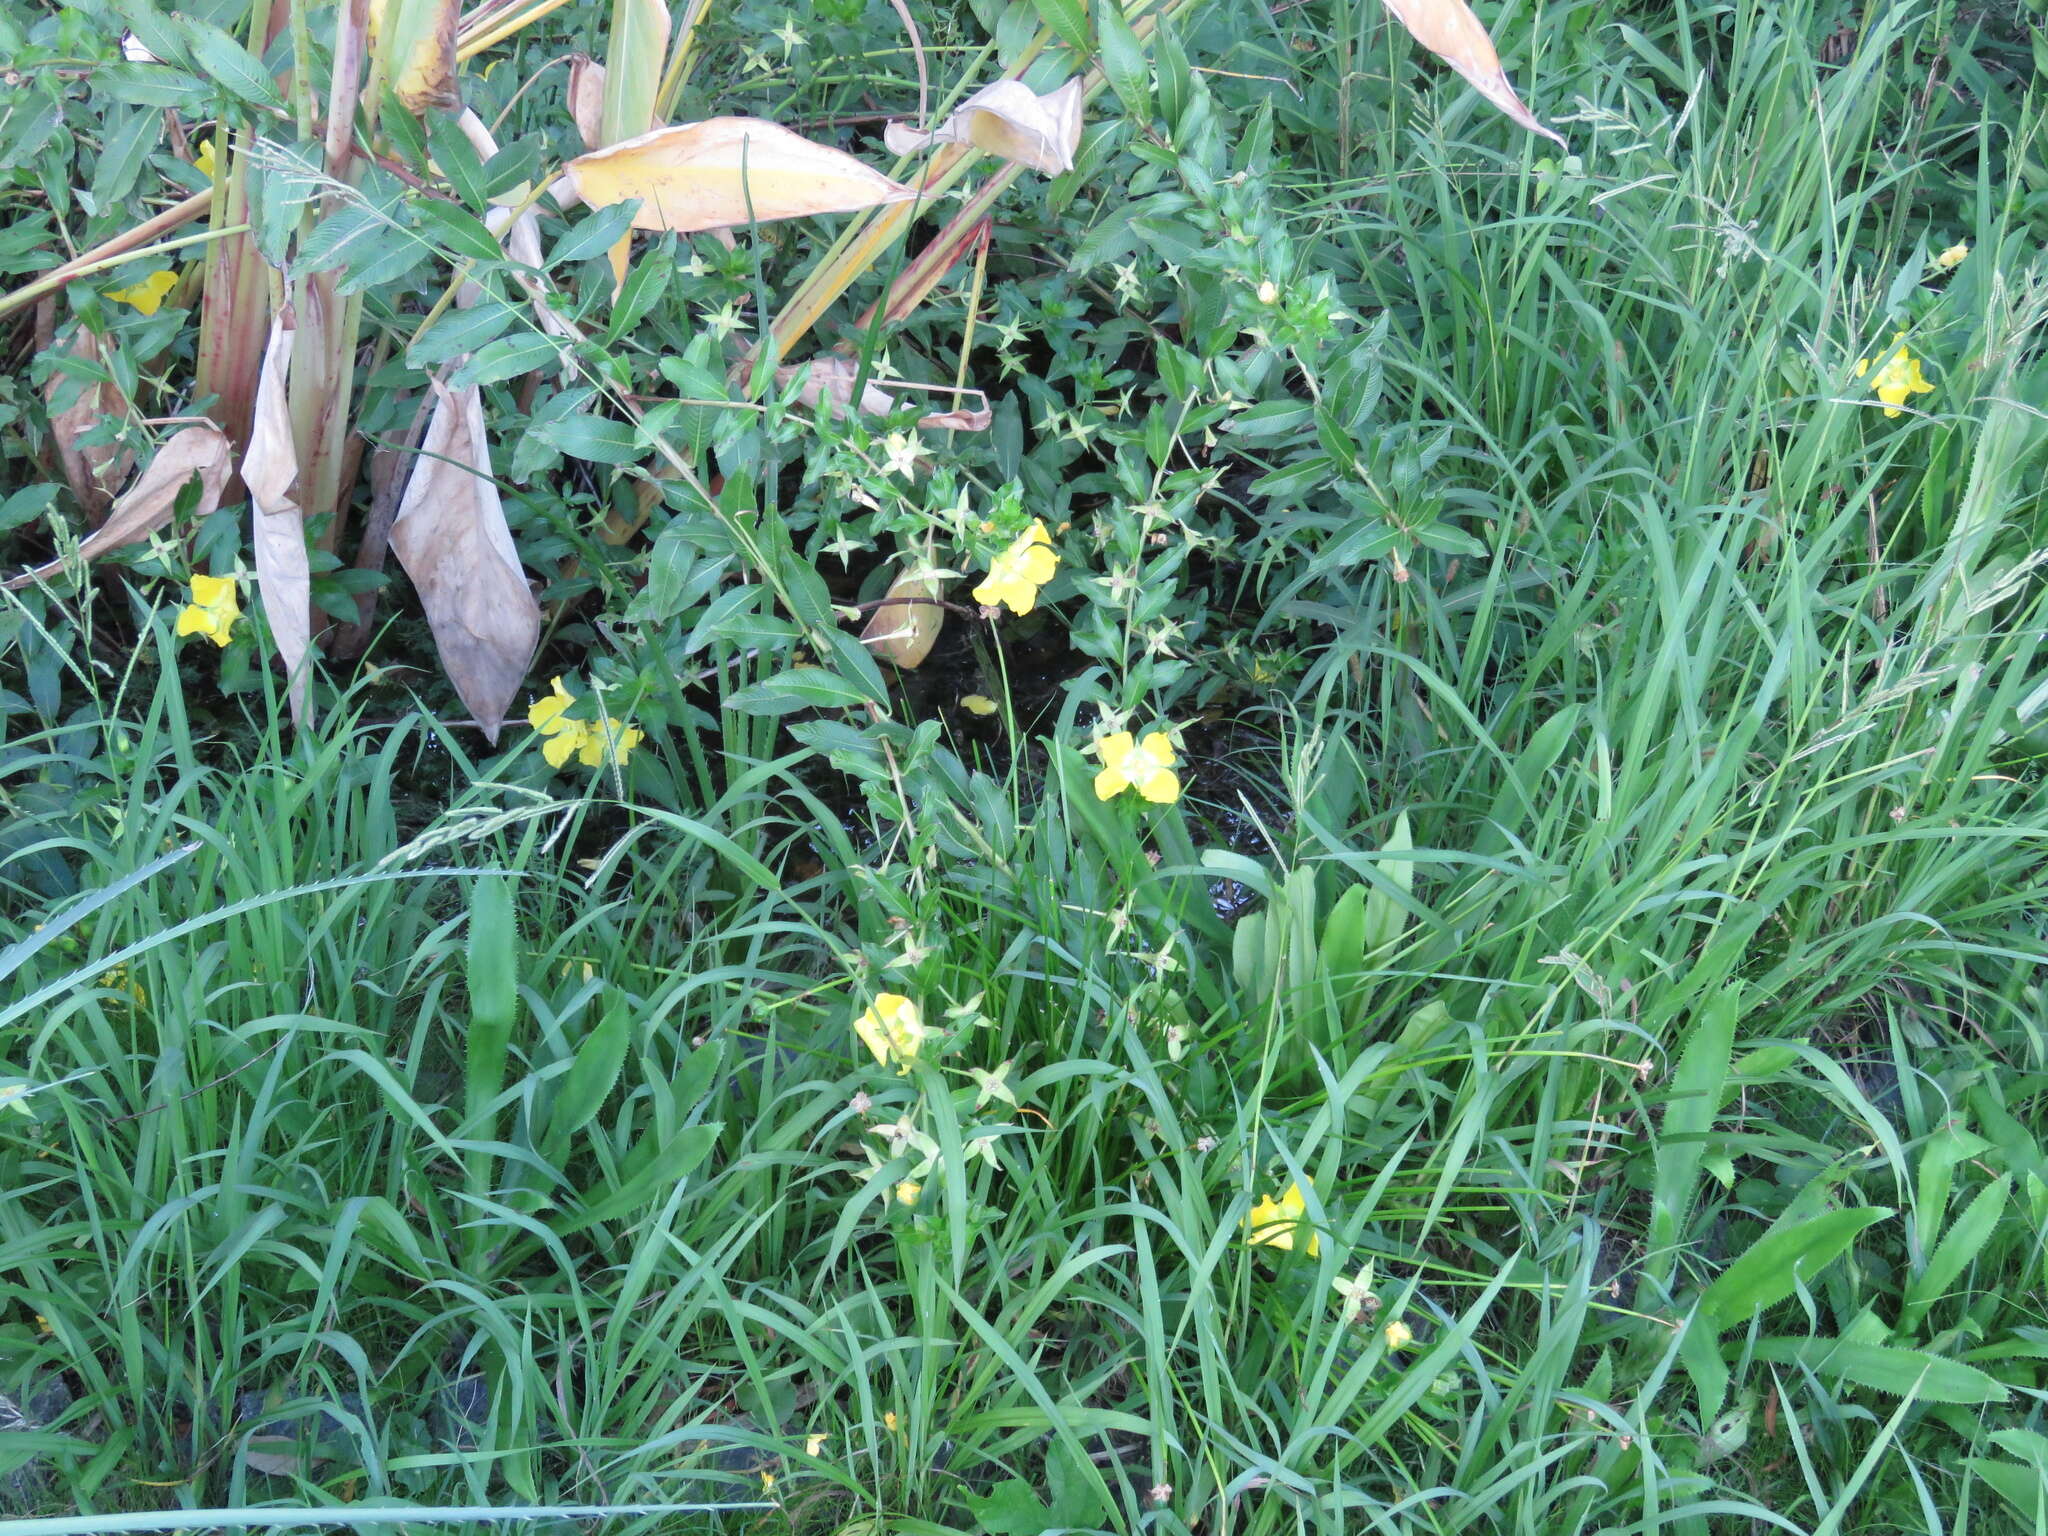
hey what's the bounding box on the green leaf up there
[537,413,641,465]
[1362,810,1414,952]
[425,111,491,210]
[962,1478,1053,1536]
[548,202,641,268]
[1030,0,1090,53]
[604,247,673,344]
[1093,0,1152,124]
[1648,990,1741,1292]
[1902,1173,2010,1330]
[412,198,505,264]
[548,996,631,1147]
[1699,1207,1892,1333]
[464,876,519,1128]
[726,667,877,715]
[454,333,565,388]
[181,18,284,111]
[1749,1337,2009,1405]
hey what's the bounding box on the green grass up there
[4,0,2047,1532]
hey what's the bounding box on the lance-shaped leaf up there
[389,377,542,741]
[562,118,917,233]
[369,0,460,114]
[885,78,1083,176]
[1378,0,1564,146]
[859,565,944,669]
[246,315,314,727]
[4,426,230,590]
[44,329,136,526]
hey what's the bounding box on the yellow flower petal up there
[854,993,926,1071]
[542,725,585,768]
[194,136,218,181]
[106,269,177,316]
[175,573,239,646]
[1244,1180,1319,1257]
[960,693,999,716]
[973,520,1059,616]
[1935,241,1968,271]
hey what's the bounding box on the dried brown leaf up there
[568,54,607,151]
[1378,0,1564,145]
[859,567,943,669]
[3,425,230,590]
[246,315,313,726]
[389,378,541,741]
[563,118,917,233]
[883,79,1083,176]
[44,329,136,526]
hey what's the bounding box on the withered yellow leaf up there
[883,79,1083,176]
[1378,0,1564,146]
[369,0,460,115]
[562,118,917,233]
[3,425,230,591]
[859,566,944,669]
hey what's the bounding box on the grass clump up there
[3,0,2047,1532]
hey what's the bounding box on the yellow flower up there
[1934,241,1969,271]
[528,678,643,769]
[1383,1319,1413,1350]
[883,1411,899,1433]
[106,269,178,316]
[1855,335,1935,418]
[972,520,1059,615]
[174,574,240,647]
[759,1470,775,1493]
[33,1314,52,1335]
[804,1433,827,1456]
[854,993,927,1074]
[1094,730,1180,805]
[573,717,644,768]
[894,1179,922,1206]
[99,966,146,1007]
[959,693,999,716]
[1244,1180,1319,1258]
[193,135,218,181]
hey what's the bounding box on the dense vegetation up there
[2,0,2046,1531]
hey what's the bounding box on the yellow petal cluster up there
[107,270,178,316]
[1244,1179,1319,1257]
[1934,241,1968,271]
[1094,730,1180,804]
[854,993,927,1074]
[174,574,240,647]
[527,677,644,768]
[1855,335,1935,418]
[972,520,1059,615]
